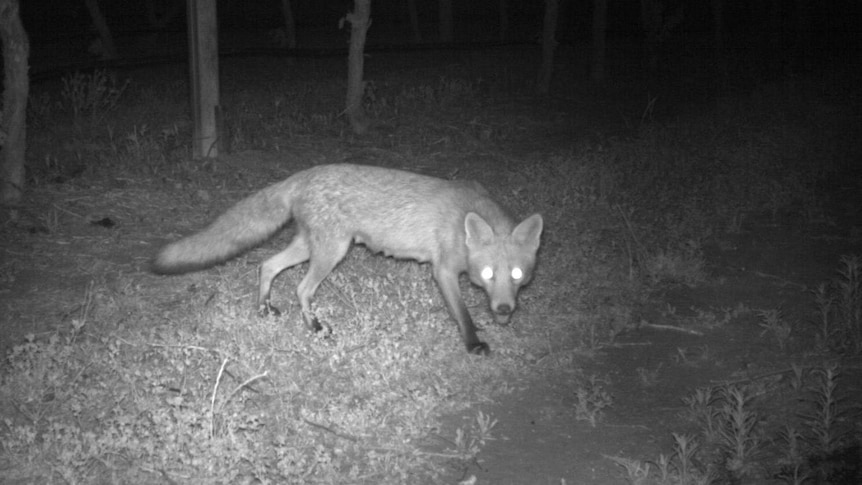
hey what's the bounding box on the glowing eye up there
[481,266,494,280]
[511,267,523,280]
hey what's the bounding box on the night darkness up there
[18,0,862,77]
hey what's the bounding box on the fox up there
[151,164,543,355]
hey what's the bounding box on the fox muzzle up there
[492,303,513,324]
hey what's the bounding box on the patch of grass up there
[61,70,130,127]
[607,454,652,485]
[618,206,707,288]
[619,362,861,484]
[609,433,716,485]
[0,253,529,483]
[642,245,707,288]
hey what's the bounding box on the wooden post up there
[83,0,117,59]
[498,0,508,42]
[0,0,29,205]
[345,0,371,135]
[537,0,559,95]
[591,0,607,83]
[407,0,421,43]
[187,0,220,158]
[438,0,453,42]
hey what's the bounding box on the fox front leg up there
[434,266,490,355]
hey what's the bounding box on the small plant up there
[812,283,836,350]
[37,207,61,234]
[835,256,861,352]
[801,364,845,454]
[683,387,722,443]
[608,433,716,485]
[812,255,862,353]
[673,346,711,366]
[693,307,735,328]
[27,91,59,128]
[716,386,761,480]
[796,364,861,484]
[607,455,651,485]
[788,364,808,394]
[573,375,614,427]
[474,410,498,445]
[775,425,811,485]
[450,410,498,460]
[61,69,129,125]
[667,433,714,485]
[636,364,662,387]
[757,308,792,350]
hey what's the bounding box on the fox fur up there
[152,164,543,355]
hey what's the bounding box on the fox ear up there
[465,212,495,248]
[512,214,543,251]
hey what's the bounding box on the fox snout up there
[492,302,514,324]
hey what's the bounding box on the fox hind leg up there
[258,232,311,316]
[296,237,352,332]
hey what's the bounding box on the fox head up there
[464,212,543,325]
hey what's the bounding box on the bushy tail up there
[151,181,294,274]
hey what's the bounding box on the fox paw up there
[259,302,282,317]
[303,313,324,333]
[467,342,490,356]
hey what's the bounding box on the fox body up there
[152,164,543,354]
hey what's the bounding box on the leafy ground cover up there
[2,48,861,484]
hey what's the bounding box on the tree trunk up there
[537,0,559,95]
[795,0,810,71]
[639,0,682,73]
[280,0,297,49]
[768,0,780,51]
[498,0,508,42]
[345,0,371,135]
[406,0,421,43]
[640,0,660,72]
[187,0,220,158]
[0,0,29,205]
[438,0,453,42]
[83,0,118,59]
[711,0,725,77]
[590,0,607,82]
